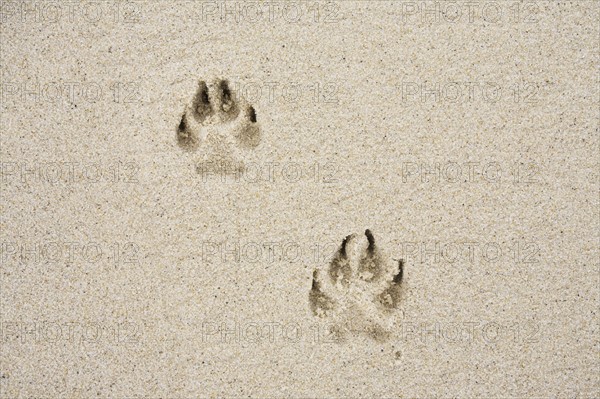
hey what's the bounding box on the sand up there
[1,1,598,397]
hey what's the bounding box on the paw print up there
[177,78,260,174]
[309,229,404,342]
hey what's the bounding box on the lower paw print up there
[309,229,404,343]
[176,78,260,174]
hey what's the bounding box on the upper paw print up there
[176,78,260,173]
[309,229,404,342]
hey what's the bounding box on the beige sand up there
[1,1,598,397]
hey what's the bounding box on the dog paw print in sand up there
[309,229,404,342]
[176,78,260,174]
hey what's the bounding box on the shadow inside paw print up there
[309,229,404,342]
[176,78,260,174]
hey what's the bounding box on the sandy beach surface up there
[1,1,598,397]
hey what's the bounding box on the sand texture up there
[1,1,599,398]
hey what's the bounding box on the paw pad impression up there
[309,229,404,342]
[176,78,260,174]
